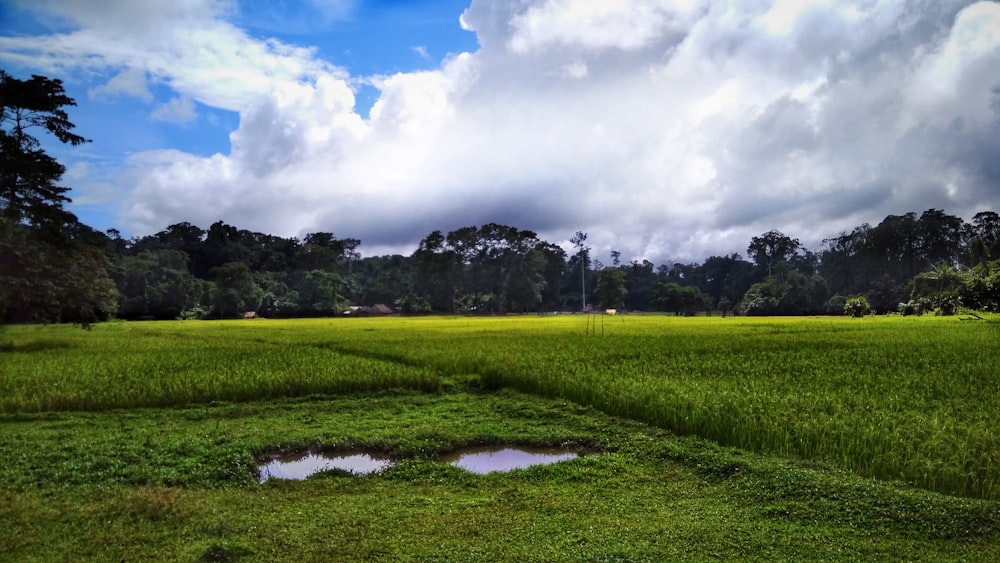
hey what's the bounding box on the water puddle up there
[258,451,392,482]
[441,446,580,474]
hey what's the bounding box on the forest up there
[3,70,1000,324]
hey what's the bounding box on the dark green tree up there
[534,242,566,311]
[654,281,708,316]
[969,211,1000,259]
[112,250,204,320]
[1,221,118,324]
[916,209,963,267]
[570,231,590,310]
[294,270,343,315]
[209,262,262,318]
[412,230,461,312]
[1,71,89,229]
[594,267,628,309]
[747,230,802,278]
[0,71,119,325]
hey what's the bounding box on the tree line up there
[2,70,999,324]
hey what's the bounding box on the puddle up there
[441,446,580,474]
[258,451,392,482]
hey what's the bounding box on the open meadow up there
[1,315,998,560]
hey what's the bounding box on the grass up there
[2,315,998,499]
[1,390,997,561]
[1,315,998,559]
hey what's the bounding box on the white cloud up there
[902,1,1000,129]
[506,0,703,53]
[151,96,198,122]
[4,0,1000,264]
[88,67,153,100]
[0,0,343,112]
[559,60,588,78]
[411,45,431,60]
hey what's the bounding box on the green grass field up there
[1,315,998,560]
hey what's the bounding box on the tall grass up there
[2,315,997,499]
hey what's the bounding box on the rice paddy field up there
[1,315,999,560]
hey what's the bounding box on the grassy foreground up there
[1,316,998,560]
[2,315,998,498]
[1,390,998,561]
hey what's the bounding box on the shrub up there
[844,296,872,317]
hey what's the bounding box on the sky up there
[1,0,999,264]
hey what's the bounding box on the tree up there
[654,282,708,316]
[570,231,590,310]
[623,259,657,310]
[1,220,118,324]
[209,262,262,318]
[1,71,89,230]
[294,270,343,315]
[968,211,1000,261]
[594,267,627,310]
[505,248,547,312]
[298,232,358,273]
[1,71,120,325]
[844,296,872,318]
[869,213,919,281]
[916,209,963,267]
[737,271,827,316]
[747,230,802,278]
[534,242,566,311]
[910,262,964,315]
[112,250,204,320]
[694,254,758,305]
[412,230,461,312]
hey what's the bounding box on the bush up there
[844,296,872,318]
[823,295,847,315]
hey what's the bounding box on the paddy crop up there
[2,315,998,500]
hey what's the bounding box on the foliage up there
[843,295,872,317]
[747,230,802,277]
[594,267,627,309]
[737,271,827,316]
[412,224,560,313]
[293,269,343,315]
[112,250,204,320]
[654,281,708,315]
[209,262,262,318]
[44,205,1000,321]
[1,219,119,324]
[0,70,88,230]
[959,261,1000,312]
[823,294,847,314]
[0,71,122,325]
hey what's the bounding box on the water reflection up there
[442,446,579,474]
[258,451,392,482]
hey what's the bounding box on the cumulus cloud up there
[3,0,1000,263]
[0,0,342,111]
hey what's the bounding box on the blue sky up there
[2,1,999,262]
[2,0,479,233]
